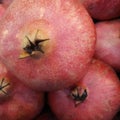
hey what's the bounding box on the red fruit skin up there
[0,0,96,91]
[80,0,120,20]
[0,61,44,120]
[48,59,120,120]
[94,19,120,71]
[0,4,5,18]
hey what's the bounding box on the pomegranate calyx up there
[70,86,87,106]
[19,30,49,59]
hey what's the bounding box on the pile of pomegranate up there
[0,0,120,120]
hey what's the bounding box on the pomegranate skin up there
[0,61,44,120]
[0,4,5,18]
[95,19,120,71]
[80,0,120,20]
[0,0,96,91]
[48,59,120,120]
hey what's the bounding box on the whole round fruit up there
[0,61,44,120]
[48,59,120,120]
[0,0,96,91]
